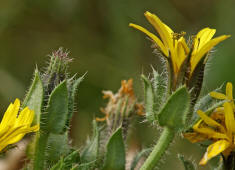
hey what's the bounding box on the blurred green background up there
[0,0,234,169]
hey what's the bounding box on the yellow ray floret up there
[184,101,235,165]
[0,98,39,152]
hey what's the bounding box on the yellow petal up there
[0,103,14,129]
[226,82,233,101]
[129,23,168,56]
[178,37,190,54]
[176,42,186,70]
[163,23,173,37]
[191,35,230,72]
[192,28,209,54]
[197,110,225,133]
[143,11,179,75]
[6,125,39,145]
[194,127,228,140]
[224,102,235,134]
[197,28,216,50]
[192,119,202,130]
[16,107,34,127]
[0,99,20,130]
[144,11,173,50]
[210,92,226,100]
[0,125,39,151]
[199,140,230,165]
[193,118,228,140]
[192,28,216,54]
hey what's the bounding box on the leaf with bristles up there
[141,74,155,122]
[151,67,168,113]
[44,81,68,133]
[102,127,125,170]
[22,68,43,125]
[67,73,86,126]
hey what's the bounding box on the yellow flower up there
[129,11,189,78]
[184,102,235,165]
[210,82,234,108]
[129,11,230,78]
[0,98,39,152]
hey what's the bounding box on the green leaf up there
[45,81,68,134]
[103,127,125,170]
[130,148,152,170]
[81,120,100,163]
[158,86,190,130]
[141,74,155,122]
[178,154,196,170]
[22,69,43,124]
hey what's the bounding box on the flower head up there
[184,83,235,165]
[96,79,144,123]
[129,11,230,81]
[0,98,39,152]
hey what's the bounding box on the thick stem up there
[33,131,49,170]
[140,127,175,170]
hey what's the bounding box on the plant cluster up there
[0,11,233,170]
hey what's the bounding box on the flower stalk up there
[140,127,174,170]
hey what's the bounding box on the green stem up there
[140,127,175,170]
[33,131,49,170]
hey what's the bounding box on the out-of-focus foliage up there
[0,0,234,169]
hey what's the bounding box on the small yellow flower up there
[0,98,39,152]
[129,11,230,78]
[129,11,189,78]
[184,102,235,165]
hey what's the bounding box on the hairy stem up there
[140,127,175,170]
